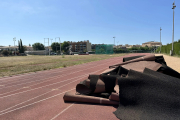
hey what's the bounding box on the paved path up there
[0,53,150,120]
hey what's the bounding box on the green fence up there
[156,41,180,55]
[95,44,114,54]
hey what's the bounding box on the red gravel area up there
[0,53,150,120]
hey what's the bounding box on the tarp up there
[63,54,180,120]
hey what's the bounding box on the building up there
[26,46,33,51]
[0,46,18,51]
[142,41,161,47]
[68,40,91,52]
[91,44,105,50]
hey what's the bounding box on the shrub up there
[2,50,9,56]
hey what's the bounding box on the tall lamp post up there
[13,37,16,56]
[160,27,162,53]
[113,36,116,46]
[171,1,176,56]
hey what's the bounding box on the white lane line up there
[0,61,93,84]
[0,75,86,113]
[0,57,115,87]
[0,58,118,96]
[50,103,75,120]
[0,57,116,82]
[0,88,75,116]
[0,67,105,114]
[0,58,110,98]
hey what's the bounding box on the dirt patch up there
[155,54,180,73]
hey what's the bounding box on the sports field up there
[0,54,127,78]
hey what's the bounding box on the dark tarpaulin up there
[114,68,180,120]
[63,54,180,120]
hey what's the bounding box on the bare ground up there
[156,54,180,73]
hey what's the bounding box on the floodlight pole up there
[113,37,116,46]
[160,27,162,53]
[51,39,53,45]
[13,37,16,56]
[171,1,176,56]
[44,38,49,56]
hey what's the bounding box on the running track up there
[0,53,150,120]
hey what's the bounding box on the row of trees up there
[32,41,70,53]
[156,39,180,55]
[113,46,153,53]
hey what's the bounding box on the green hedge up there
[156,41,180,55]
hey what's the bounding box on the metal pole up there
[44,38,49,56]
[59,38,61,55]
[51,39,53,45]
[113,37,115,46]
[172,9,174,53]
[13,37,16,56]
[171,1,176,56]
[160,27,162,53]
[48,38,50,56]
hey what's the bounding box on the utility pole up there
[113,36,116,46]
[55,37,61,55]
[13,37,16,56]
[160,27,162,53]
[116,41,119,49]
[171,1,176,56]
[50,39,53,45]
[44,38,49,56]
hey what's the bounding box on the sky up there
[0,0,179,46]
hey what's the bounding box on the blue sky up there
[0,0,179,46]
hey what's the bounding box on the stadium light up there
[171,1,176,56]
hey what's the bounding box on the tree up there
[51,42,60,52]
[18,40,20,52]
[178,39,180,43]
[32,43,45,50]
[2,50,9,56]
[61,41,70,53]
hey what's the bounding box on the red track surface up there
[0,53,150,120]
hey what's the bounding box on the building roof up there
[142,41,161,44]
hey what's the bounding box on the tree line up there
[32,41,70,53]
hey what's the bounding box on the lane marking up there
[0,88,75,116]
[0,58,119,97]
[0,57,117,82]
[0,56,130,116]
[51,89,59,91]
[50,103,75,120]
[0,57,117,88]
[0,67,106,114]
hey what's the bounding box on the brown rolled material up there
[122,61,162,73]
[76,79,106,94]
[109,92,119,102]
[109,54,156,68]
[63,92,119,105]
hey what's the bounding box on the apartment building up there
[142,41,161,47]
[0,46,18,51]
[68,40,91,52]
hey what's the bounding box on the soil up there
[156,54,180,73]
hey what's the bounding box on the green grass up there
[0,54,128,78]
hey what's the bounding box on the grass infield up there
[0,54,128,78]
